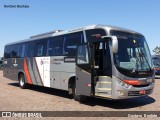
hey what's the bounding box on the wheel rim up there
[20,77,24,87]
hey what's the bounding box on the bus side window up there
[77,45,89,64]
[11,45,18,58]
[16,44,25,58]
[86,29,106,42]
[35,42,47,57]
[26,42,35,57]
[48,36,63,56]
[4,44,26,58]
[63,32,84,56]
[21,44,26,58]
[4,46,11,59]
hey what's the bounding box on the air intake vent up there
[128,89,152,96]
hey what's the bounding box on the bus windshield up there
[112,32,152,73]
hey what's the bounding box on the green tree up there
[153,46,160,55]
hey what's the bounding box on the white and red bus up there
[3,25,155,101]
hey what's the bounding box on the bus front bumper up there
[112,77,155,100]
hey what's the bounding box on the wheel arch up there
[18,71,25,80]
[68,74,76,94]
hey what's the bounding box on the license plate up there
[139,90,146,94]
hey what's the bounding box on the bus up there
[152,55,160,78]
[0,60,3,70]
[3,25,155,101]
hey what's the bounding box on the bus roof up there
[5,24,143,46]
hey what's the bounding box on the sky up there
[0,0,160,57]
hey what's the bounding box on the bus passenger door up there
[91,41,112,98]
[76,44,91,96]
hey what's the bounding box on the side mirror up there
[102,36,118,53]
[111,36,118,53]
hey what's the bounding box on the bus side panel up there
[3,58,13,80]
[3,58,24,81]
[34,57,50,87]
[23,57,51,87]
[50,56,75,91]
[24,58,37,85]
[23,57,43,86]
[15,58,25,80]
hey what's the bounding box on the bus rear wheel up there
[73,82,87,102]
[19,74,27,89]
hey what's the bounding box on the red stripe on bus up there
[24,59,32,84]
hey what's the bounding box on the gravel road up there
[0,71,160,120]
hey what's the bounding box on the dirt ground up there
[0,71,160,120]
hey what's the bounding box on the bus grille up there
[132,84,150,87]
[128,89,152,96]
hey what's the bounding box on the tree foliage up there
[153,46,160,55]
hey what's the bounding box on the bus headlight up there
[117,79,131,89]
[147,79,152,83]
[117,90,124,96]
[147,78,155,85]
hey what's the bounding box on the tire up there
[19,74,27,89]
[73,82,88,102]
